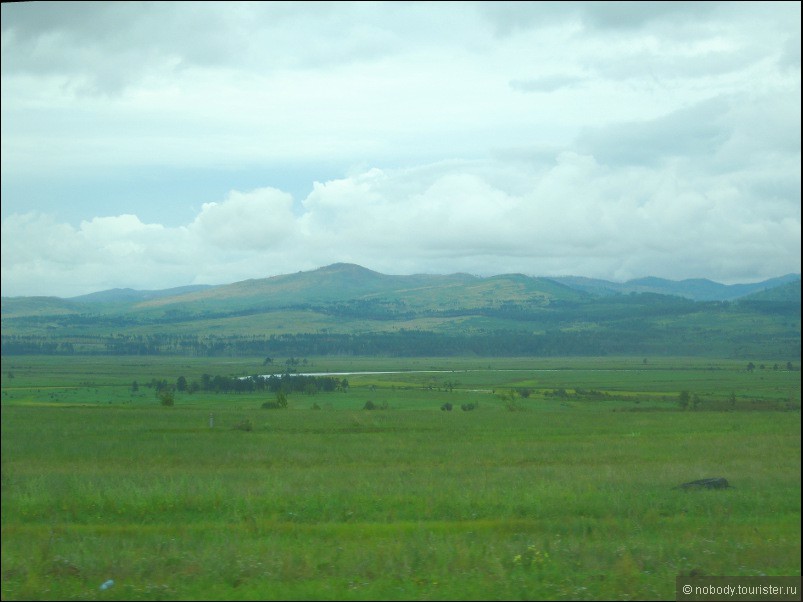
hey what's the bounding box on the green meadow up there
[1,356,800,600]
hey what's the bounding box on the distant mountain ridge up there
[2,264,799,310]
[69,284,214,304]
[549,273,801,301]
[2,263,799,359]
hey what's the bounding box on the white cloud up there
[6,145,799,298]
[190,187,295,251]
[0,2,799,295]
[2,212,87,266]
[1,212,195,296]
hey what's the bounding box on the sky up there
[1,1,800,298]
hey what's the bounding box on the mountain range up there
[2,264,800,359]
[549,273,800,301]
[3,263,799,311]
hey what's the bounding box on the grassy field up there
[1,356,800,600]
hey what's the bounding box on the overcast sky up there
[1,1,800,297]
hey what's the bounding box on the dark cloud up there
[779,30,801,70]
[576,98,731,167]
[479,2,577,37]
[579,1,721,31]
[481,1,721,37]
[0,2,405,94]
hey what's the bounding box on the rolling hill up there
[1,264,800,359]
[70,284,213,304]
[121,263,587,315]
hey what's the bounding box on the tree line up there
[2,325,800,359]
[143,372,348,396]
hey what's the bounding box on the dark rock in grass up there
[676,477,731,490]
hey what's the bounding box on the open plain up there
[1,355,800,600]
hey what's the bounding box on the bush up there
[158,389,174,406]
[363,400,388,410]
[461,402,477,411]
[505,399,525,412]
[500,390,525,411]
[441,402,453,411]
[262,391,288,409]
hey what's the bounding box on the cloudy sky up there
[1,1,800,297]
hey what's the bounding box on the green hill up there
[0,296,80,318]
[1,264,800,359]
[739,279,801,302]
[129,263,585,314]
[69,285,213,304]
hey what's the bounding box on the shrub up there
[441,402,453,411]
[461,402,477,411]
[505,399,525,412]
[500,390,524,411]
[158,389,174,406]
[363,400,388,410]
[262,391,288,409]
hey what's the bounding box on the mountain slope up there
[1,296,80,318]
[739,279,801,302]
[127,263,586,315]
